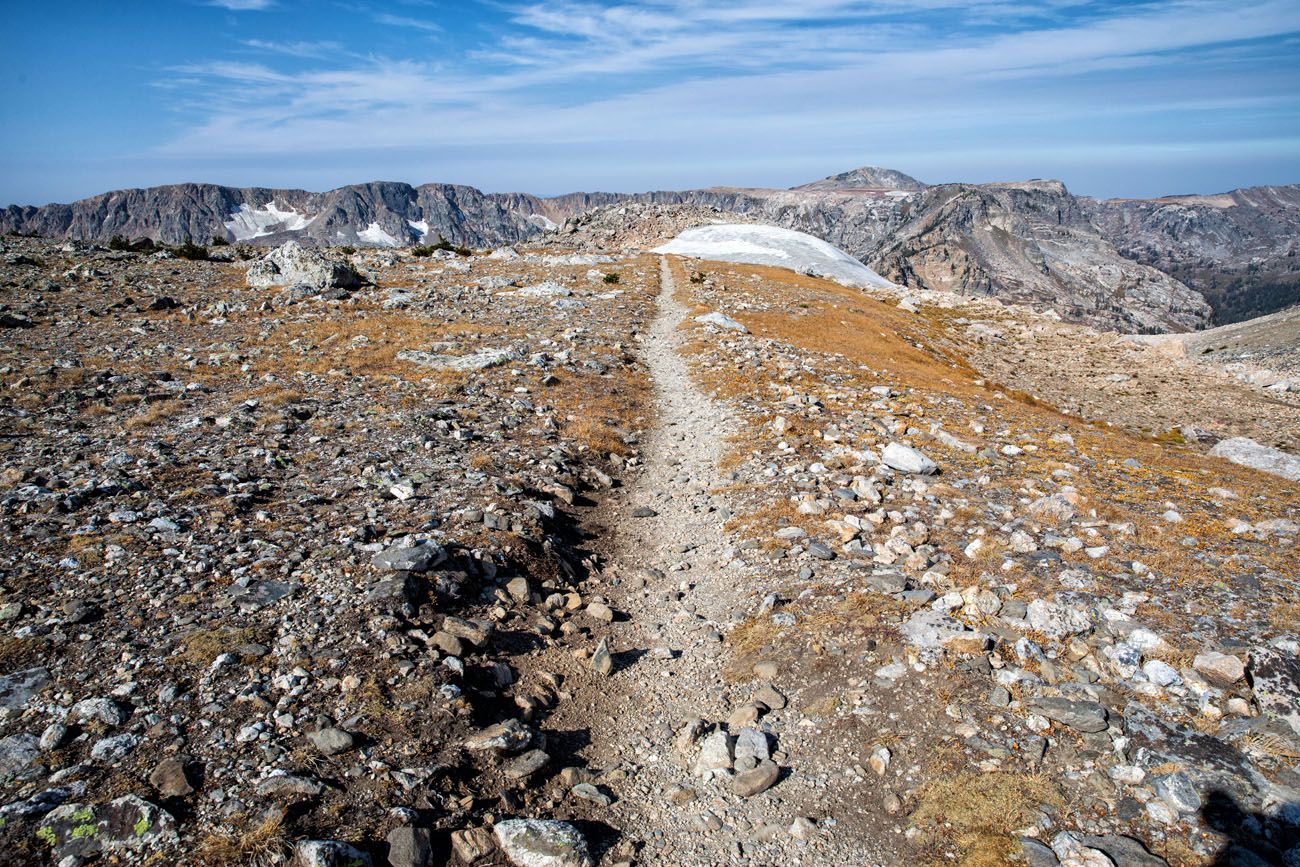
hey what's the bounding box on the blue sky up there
[2,0,1299,205]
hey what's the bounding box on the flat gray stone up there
[0,667,48,711]
[386,826,433,867]
[372,543,444,573]
[0,734,40,780]
[1249,646,1300,737]
[1026,697,1108,732]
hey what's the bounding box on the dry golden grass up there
[123,400,180,431]
[724,616,783,678]
[564,416,632,458]
[267,310,515,383]
[1268,600,1300,634]
[193,812,289,867]
[911,772,1065,867]
[176,626,260,669]
[546,363,650,459]
[724,499,814,542]
[0,636,41,670]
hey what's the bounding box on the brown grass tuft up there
[911,771,1064,867]
[194,812,289,866]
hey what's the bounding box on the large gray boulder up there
[38,795,176,861]
[247,241,362,290]
[1209,437,1300,481]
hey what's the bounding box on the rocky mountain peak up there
[793,165,927,192]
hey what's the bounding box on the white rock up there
[694,311,747,333]
[1026,599,1092,639]
[494,819,593,867]
[882,443,938,475]
[693,730,733,778]
[1143,659,1181,687]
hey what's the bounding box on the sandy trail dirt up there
[564,258,747,864]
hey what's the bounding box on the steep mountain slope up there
[1,181,539,248]
[1084,185,1300,324]
[870,181,1212,332]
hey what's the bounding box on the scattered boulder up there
[882,443,938,475]
[1026,599,1093,639]
[464,720,534,754]
[295,840,373,867]
[372,543,445,573]
[451,827,497,863]
[0,667,49,711]
[308,727,355,757]
[731,759,780,797]
[1193,651,1245,686]
[0,734,41,780]
[387,826,433,867]
[37,795,176,861]
[694,311,748,333]
[493,818,593,867]
[149,757,194,798]
[247,241,362,291]
[1248,647,1300,737]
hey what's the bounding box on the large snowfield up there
[223,202,312,241]
[653,223,896,290]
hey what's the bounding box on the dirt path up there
[567,257,748,864]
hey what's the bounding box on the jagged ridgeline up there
[3,168,1297,330]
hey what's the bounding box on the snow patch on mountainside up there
[654,224,896,290]
[224,202,312,241]
[407,220,429,239]
[358,222,403,247]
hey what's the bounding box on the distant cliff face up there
[5,167,1295,334]
[868,181,1213,333]
[1,181,541,248]
[1083,185,1300,324]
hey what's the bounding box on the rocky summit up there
[0,197,1297,867]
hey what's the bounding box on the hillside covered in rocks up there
[5,168,1297,334]
[0,210,1297,867]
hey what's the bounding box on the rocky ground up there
[0,217,1297,867]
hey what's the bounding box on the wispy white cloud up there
[156,0,1300,195]
[206,0,273,10]
[372,12,442,33]
[242,39,343,59]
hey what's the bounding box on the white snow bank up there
[358,222,403,248]
[407,219,429,239]
[653,224,895,290]
[224,202,312,241]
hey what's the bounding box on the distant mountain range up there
[3,168,1297,332]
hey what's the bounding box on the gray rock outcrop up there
[246,241,362,290]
